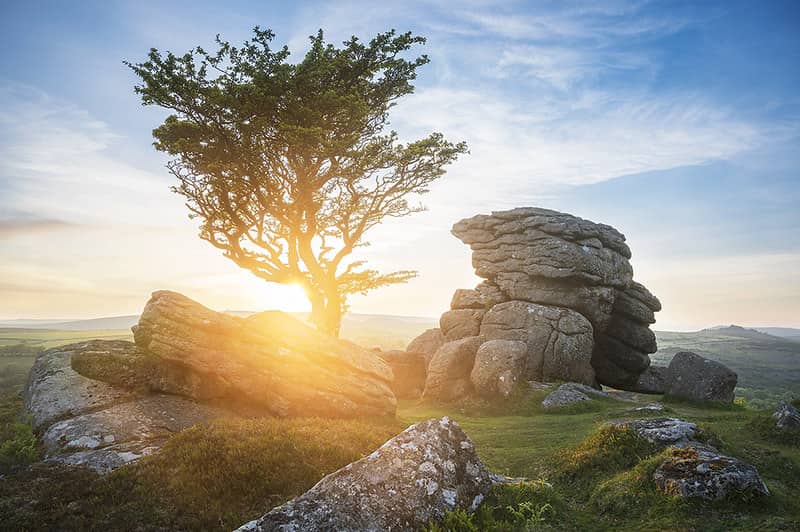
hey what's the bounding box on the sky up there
[0,0,798,330]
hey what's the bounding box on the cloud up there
[0,215,78,237]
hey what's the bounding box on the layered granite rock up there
[236,417,493,531]
[24,340,234,473]
[132,291,396,417]
[24,291,400,472]
[412,207,663,401]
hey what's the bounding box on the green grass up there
[0,328,133,350]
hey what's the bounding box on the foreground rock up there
[412,207,665,403]
[665,351,737,403]
[131,291,396,417]
[237,417,493,532]
[774,401,800,430]
[24,341,234,472]
[541,382,612,409]
[654,444,770,500]
[611,417,769,501]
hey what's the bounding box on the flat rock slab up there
[237,417,492,532]
[42,394,233,456]
[612,418,698,447]
[654,444,770,501]
[541,382,611,409]
[24,341,136,431]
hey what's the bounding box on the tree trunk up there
[308,288,342,338]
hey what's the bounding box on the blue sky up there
[0,0,798,329]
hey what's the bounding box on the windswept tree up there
[127,28,466,337]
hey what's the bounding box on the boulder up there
[236,417,493,532]
[439,309,485,341]
[666,351,737,403]
[469,340,528,399]
[450,281,507,310]
[774,401,800,431]
[406,328,445,368]
[480,301,595,385]
[131,291,396,417]
[541,382,611,409]
[423,337,483,402]
[378,350,427,399]
[654,444,770,500]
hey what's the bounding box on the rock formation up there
[131,290,396,417]
[665,351,737,403]
[24,291,399,472]
[541,382,614,409]
[24,340,235,473]
[613,417,770,501]
[236,417,493,532]
[415,207,662,401]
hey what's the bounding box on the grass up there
[0,327,798,530]
[0,416,403,531]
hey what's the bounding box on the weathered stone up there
[593,334,651,375]
[774,401,800,431]
[439,309,485,341]
[654,444,770,501]
[480,301,595,385]
[406,328,445,369]
[423,337,483,402]
[470,340,528,399]
[24,341,134,432]
[41,394,229,455]
[236,417,493,532]
[132,291,396,417]
[612,418,698,447]
[450,281,508,310]
[629,365,669,394]
[541,382,611,409]
[632,402,665,412]
[666,351,737,403]
[603,314,657,354]
[378,350,427,399]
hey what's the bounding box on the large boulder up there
[378,350,427,399]
[406,328,445,369]
[423,337,483,402]
[666,351,737,403]
[480,301,595,385]
[439,309,485,341]
[236,417,493,531]
[131,291,396,417]
[469,340,528,399]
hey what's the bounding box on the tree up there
[126,28,467,337]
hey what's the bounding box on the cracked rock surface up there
[236,417,493,532]
[411,207,663,402]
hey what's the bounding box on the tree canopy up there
[126,27,467,336]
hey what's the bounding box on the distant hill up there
[754,327,800,342]
[702,324,787,341]
[0,315,139,331]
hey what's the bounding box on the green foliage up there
[559,424,659,480]
[0,392,40,472]
[747,411,800,446]
[425,481,566,532]
[126,27,468,335]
